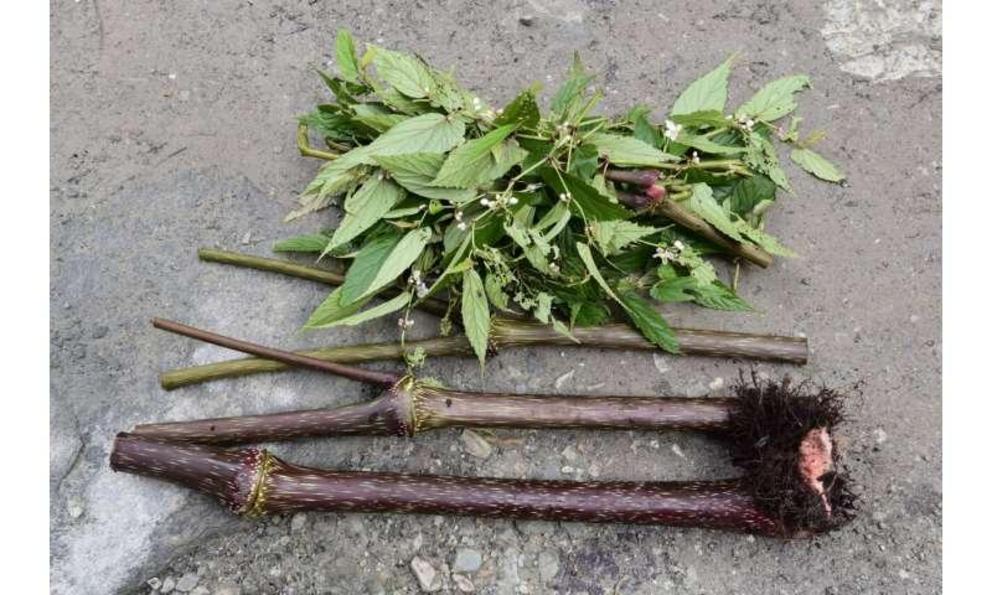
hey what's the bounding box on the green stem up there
[296,122,340,161]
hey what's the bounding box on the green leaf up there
[542,170,632,221]
[303,287,373,328]
[461,268,491,364]
[683,183,744,242]
[733,221,796,257]
[335,29,361,83]
[432,124,516,189]
[371,46,435,98]
[551,53,594,118]
[484,272,510,311]
[737,75,810,122]
[351,104,406,132]
[353,227,432,303]
[488,139,529,180]
[326,174,406,251]
[649,276,696,303]
[369,113,466,155]
[670,110,730,128]
[589,220,659,255]
[575,242,621,302]
[671,57,733,116]
[723,174,776,215]
[628,105,664,148]
[790,147,845,182]
[584,133,677,167]
[339,232,404,304]
[308,291,412,329]
[690,281,751,311]
[274,233,331,253]
[677,134,744,155]
[616,290,679,353]
[374,153,475,202]
[495,88,541,129]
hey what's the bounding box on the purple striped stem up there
[110,433,838,537]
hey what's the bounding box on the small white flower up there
[549,262,560,274]
[454,210,463,221]
[398,317,415,329]
[457,221,468,231]
[663,119,682,141]
[480,198,491,207]
[415,281,429,298]
[673,240,685,252]
[508,196,519,205]
[653,246,677,263]
[472,96,482,108]
[691,151,700,164]
[559,192,571,202]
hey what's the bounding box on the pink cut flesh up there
[798,427,834,516]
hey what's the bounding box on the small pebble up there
[410,556,441,592]
[147,578,162,591]
[290,513,307,533]
[452,573,475,592]
[874,428,888,444]
[452,548,483,573]
[671,444,685,458]
[241,231,252,245]
[519,15,534,26]
[554,369,574,390]
[160,577,176,594]
[190,587,210,595]
[461,429,493,459]
[652,353,670,374]
[175,573,198,593]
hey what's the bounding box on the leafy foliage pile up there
[278,30,844,364]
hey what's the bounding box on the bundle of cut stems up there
[123,318,854,538]
[159,249,808,389]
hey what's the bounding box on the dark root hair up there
[727,372,858,536]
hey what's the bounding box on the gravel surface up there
[51,1,941,593]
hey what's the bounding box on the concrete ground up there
[50,1,941,593]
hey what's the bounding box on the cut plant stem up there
[109,433,780,535]
[615,189,773,268]
[295,122,340,161]
[160,317,806,390]
[152,318,402,387]
[604,168,772,267]
[171,249,807,389]
[110,429,851,537]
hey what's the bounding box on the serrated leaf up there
[683,183,744,242]
[616,290,680,353]
[308,291,412,329]
[353,227,432,303]
[790,147,845,182]
[628,105,664,148]
[584,133,678,167]
[274,233,332,253]
[671,57,733,116]
[431,124,516,188]
[339,232,404,304]
[534,292,554,323]
[670,110,730,128]
[649,275,696,303]
[325,174,406,251]
[723,174,776,215]
[488,139,529,180]
[335,29,361,83]
[690,280,751,311]
[542,170,632,221]
[590,220,659,255]
[495,88,541,128]
[369,112,465,155]
[303,287,373,328]
[484,272,510,310]
[677,134,744,155]
[374,153,475,201]
[575,242,621,302]
[737,75,810,122]
[733,221,796,257]
[371,46,435,98]
[551,53,594,118]
[351,103,406,132]
[461,268,491,365]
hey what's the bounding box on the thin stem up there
[296,122,340,161]
[111,433,786,535]
[198,249,452,318]
[152,318,402,386]
[616,191,773,268]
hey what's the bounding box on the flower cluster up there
[653,240,685,264]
